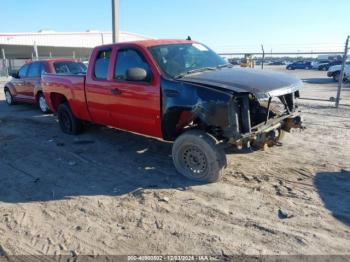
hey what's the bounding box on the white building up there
[0,30,152,48]
[0,30,153,59]
[0,30,153,75]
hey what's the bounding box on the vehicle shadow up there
[0,106,206,203]
[314,170,350,227]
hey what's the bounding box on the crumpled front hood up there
[179,67,303,99]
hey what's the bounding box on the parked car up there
[327,63,350,82]
[311,60,343,71]
[311,60,329,70]
[228,58,240,65]
[286,61,312,70]
[317,60,342,71]
[3,59,87,113]
[268,61,286,65]
[42,40,303,182]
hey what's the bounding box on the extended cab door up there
[108,46,162,138]
[85,48,117,126]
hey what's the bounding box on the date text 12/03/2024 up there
[127,255,219,261]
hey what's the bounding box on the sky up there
[1,0,350,53]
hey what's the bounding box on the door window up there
[114,49,152,82]
[27,62,43,77]
[18,64,30,78]
[94,49,111,80]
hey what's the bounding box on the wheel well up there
[50,93,68,112]
[175,117,224,142]
[35,91,43,102]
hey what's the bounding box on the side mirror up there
[126,67,148,82]
[11,72,19,79]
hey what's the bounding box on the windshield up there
[148,43,228,78]
[54,61,87,75]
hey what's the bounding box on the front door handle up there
[111,88,122,95]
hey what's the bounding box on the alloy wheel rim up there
[39,96,48,112]
[5,91,12,104]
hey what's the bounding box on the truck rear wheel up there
[172,130,226,183]
[57,103,82,135]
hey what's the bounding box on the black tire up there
[37,92,50,113]
[4,88,15,105]
[305,66,310,70]
[172,130,227,183]
[57,103,82,135]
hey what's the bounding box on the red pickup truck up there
[3,59,86,113]
[42,39,303,182]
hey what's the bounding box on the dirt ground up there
[0,66,349,256]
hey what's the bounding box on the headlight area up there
[227,92,303,149]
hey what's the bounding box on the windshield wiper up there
[174,67,216,79]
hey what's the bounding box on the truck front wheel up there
[57,103,82,135]
[172,130,226,183]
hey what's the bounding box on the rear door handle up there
[111,88,122,95]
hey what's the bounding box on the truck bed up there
[42,74,92,121]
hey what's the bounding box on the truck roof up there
[95,39,197,49]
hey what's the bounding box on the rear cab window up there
[94,49,112,80]
[54,61,87,75]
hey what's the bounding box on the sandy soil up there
[0,67,349,256]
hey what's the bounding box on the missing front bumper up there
[229,113,303,149]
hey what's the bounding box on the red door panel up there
[85,45,162,139]
[85,81,116,126]
[108,81,161,137]
[85,48,115,126]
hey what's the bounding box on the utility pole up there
[335,36,349,108]
[33,41,39,60]
[112,0,119,43]
[101,32,104,44]
[261,45,265,70]
[1,48,8,76]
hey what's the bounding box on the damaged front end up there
[228,91,303,149]
[161,67,304,148]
